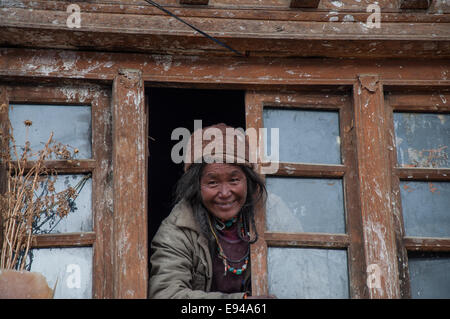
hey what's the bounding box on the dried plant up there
[0,118,88,271]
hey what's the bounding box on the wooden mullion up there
[404,237,450,252]
[31,232,96,248]
[274,162,346,178]
[385,95,411,298]
[246,90,269,296]
[395,168,450,181]
[14,159,97,174]
[340,96,367,299]
[92,91,114,299]
[265,232,349,249]
[353,75,401,298]
[112,69,148,299]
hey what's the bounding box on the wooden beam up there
[275,163,346,178]
[265,232,350,248]
[353,74,401,298]
[112,69,148,299]
[400,0,432,9]
[404,236,450,251]
[31,232,96,248]
[179,0,209,4]
[290,0,320,8]
[1,49,449,87]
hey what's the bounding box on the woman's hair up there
[174,163,266,244]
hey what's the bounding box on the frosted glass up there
[266,177,345,234]
[394,112,450,168]
[9,104,92,159]
[400,181,450,238]
[29,247,93,299]
[268,247,349,299]
[35,174,92,234]
[263,108,341,164]
[409,252,450,299]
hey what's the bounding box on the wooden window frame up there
[245,90,367,298]
[0,83,114,298]
[385,91,450,298]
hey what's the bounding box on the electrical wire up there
[142,0,245,56]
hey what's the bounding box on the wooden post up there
[112,69,148,298]
[353,75,401,298]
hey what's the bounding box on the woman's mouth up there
[214,200,236,209]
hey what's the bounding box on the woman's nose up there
[218,183,231,197]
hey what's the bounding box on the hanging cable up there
[142,0,245,57]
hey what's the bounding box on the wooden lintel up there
[290,0,320,8]
[400,0,432,9]
[180,0,209,4]
[112,69,148,299]
[353,74,401,298]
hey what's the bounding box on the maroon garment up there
[210,222,249,293]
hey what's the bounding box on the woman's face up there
[200,163,248,221]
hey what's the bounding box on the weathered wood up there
[385,95,411,298]
[14,160,97,174]
[31,232,96,248]
[276,163,346,178]
[1,49,449,87]
[92,91,114,299]
[404,236,450,251]
[395,168,450,180]
[353,75,401,298]
[0,7,449,58]
[180,0,209,4]
[265,232,350,248]
[290,0,320,8]
[112,69,148,299]
[387,93,450,111]
[4,0,450,22]
[400,0,432,10]
[245,91,268,297]
[340,96,368,299]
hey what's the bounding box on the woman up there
[149,123,272,299]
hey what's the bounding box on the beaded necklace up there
[207,214,250,276]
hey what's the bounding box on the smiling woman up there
[149,123,273,299]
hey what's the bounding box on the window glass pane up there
[29,247,92,299]
[394,112,450,168]
[9,104,92,159]
[266,176,345,234]
[400,181,450,237]
[263,108,341,164]
[408,252,450,299]
[268,247,349,299]
[35,174,92,234]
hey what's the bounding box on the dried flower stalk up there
[0,118,87,271]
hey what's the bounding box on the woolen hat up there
[183,123,254,172]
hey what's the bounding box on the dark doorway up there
[146,87,246,255]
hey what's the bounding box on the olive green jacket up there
[149,200,249,299]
